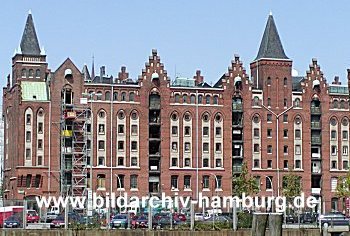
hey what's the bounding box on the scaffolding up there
[60,88,90,197]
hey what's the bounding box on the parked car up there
[319,212,350,227]
[285,214,297,224]
[110,214,128,229]
[153,216,179,229]
[173,213,187,222]
[26,210,40,223]
[300,212,316,223]
[4,216,21,228]
[50,214,65,228]
[45,212,58,223]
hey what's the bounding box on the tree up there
[282,171,302,202]
[232,162,259,197]
[336,171,350,198]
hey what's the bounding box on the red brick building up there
[3,12,350,213]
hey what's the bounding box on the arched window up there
[294,98,300,107]
[333,100,339,109]
[129,92,135,102]
[190,95,195,104]
[175,94,180,103]
[198,95,203,104]
[35,69,41,78]
[21,69,27,78]
[253,96,260,106]
[284,77,287,86]
[340,100,345,109]
[121,92,126,101]
[105,91,111,101]
[28,69,34,78]
[213,96,218,105]
[205,95,211,104]
[267,77,271,85]
[96,91,102,101]
[284,98,287,107]
[113,92,118,101]
[183,94,187,103]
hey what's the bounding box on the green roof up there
[21,81,49,101]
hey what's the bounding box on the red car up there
[173,213,186,222]
[26,210,40,223]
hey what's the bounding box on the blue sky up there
[1,1,350,87]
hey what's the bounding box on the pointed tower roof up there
[20,12,41,55]
[255,14,288,60]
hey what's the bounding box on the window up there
[185,142,191,152]
[26,174,32,188]
[38,139,43,149]
[171,158,178,167]
[331,130,337,140]
[267,129,272,137]
[266,176,273,190]
[267,160,272,168]
[26,114,31,124]
[105,91,111,101]
[331,198,338,211]
[96,92,102,101]
[343,146,348,155]
[190,95,195,104]
[25,148,31,160]
[333,100,339,109]
[175,94,180,103]
[331,161,337,169]
[118,141,124,151]
[116,175,124,188]
[331,178,338,192]
[283,114,288,122]
[98,156,105,166]
[203,175,209,189]
[331,118,337,126]
[183,94,187,103]
[87,140,91,150]
[331,146,337,155]
[118,125,124,134]
[131,125,138,135]
[254,128,259,138]
[295,129,301,139]
[131,157,138,166]
[284,77,287,86]
[284,160,288,169]
[215,176,222,189]
[267,98,271,107]
[295,160,301,169]
[98,111,105,118]
[253,96,259,106]
[215,127,222,137]
[26,131,31,142]
[340,100,346,109]
[118,157,124,166]
[343,131,348,140]
[98,140,105,150]
[184,113,191,121]
[213,96,218,105]
[29,69,34,77]
[34,175,41,188]
[121,92,126,101]
[284,98,287,107]
[38,122,43,133]
[203,127,209,136]
[267,77,271,85]
[113,92,118,101]
[131,141,137,151]
[198,95,203,104]
[343,160,349,170]
[267,114,272,122]
[254,144,260,153]
[283,129,288,138]
[267,145,272,154]
[172,142,178,152]
[129,92,135,102]
[203,142,209,152]
[171,113,178,121]
[295,145,301,155]
[37,155,43,165]
[253,159,260,168]
[98,124,105,134]
[294,98,300,107]
[184,176,191,189]
[21,69,27,78]
[171,176,178,189]
[283,145,288,154]
[215,143,222,153]
[184,126,191,136]
[130,175,138,189]
[172,126,178,136]
[86,124,91,133]
[205,95,211,104]
[215,159,222,167]
[203,158,209,167]
[202,113,209,122]
[184,158,190,167]
[295,116,302,124]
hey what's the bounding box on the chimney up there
[118,66,129,81]
[332,76,341,85]
[194,70,204,85]
[99,66,106,83]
